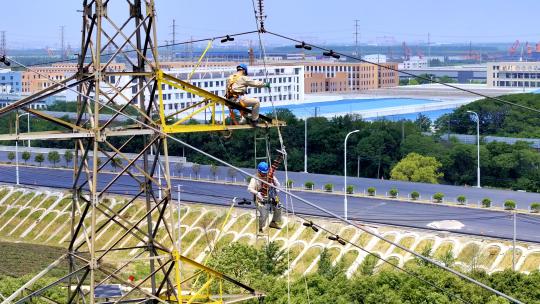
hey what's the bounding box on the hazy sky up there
[3,0,540,49]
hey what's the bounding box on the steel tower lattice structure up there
[0,0,265,303]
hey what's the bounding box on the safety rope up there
[7,53,525,304]
[187,39,214,82]
[249,0,292,302]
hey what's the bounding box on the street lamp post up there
[304,116,308,173]
[466,111,481,188]
[344,130,360,220]
[15,114,19,185]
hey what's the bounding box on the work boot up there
[269,221,281,229]
[238,117,247,125]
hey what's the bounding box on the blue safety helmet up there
[257,161,269,174]
[237,63,248,76]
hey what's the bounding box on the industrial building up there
[399,64,487,83]
[0,69,22,94]
[487,61,540,88]
[159,65,304,114]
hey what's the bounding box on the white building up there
[362,54,387,63]
[487,61,540,88]
[399,56,428,70]
[157,65,305,115]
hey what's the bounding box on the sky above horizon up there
[3,0,540,49]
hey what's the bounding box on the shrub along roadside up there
[504,200,516,210]
[433,192,444,203]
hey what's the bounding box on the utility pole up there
[170,19,177,61]
[354,19,360,57]
[60,25,65,60]
[0,31,6,56]
[427,32,431,67]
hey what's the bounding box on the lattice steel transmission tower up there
[0,0,264,303]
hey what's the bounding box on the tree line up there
[1,94,539,192]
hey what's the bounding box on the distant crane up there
[525,41,533,59]
[509,40,520,56]
[45,46,54,57]
[402,42,411,60]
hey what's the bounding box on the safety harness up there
[225,73,247,124]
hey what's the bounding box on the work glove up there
[264,82,271,89]
[256,192,264,201]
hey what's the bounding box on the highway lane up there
[1,147,539,209]
[1,164,539,243]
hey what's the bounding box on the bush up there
[22,151,31,164]
[482,198,491,208]
[324,183,333,192]
[531,203,540,213]
[346,185,354,194]
[7,151,15,162]
[504,200,516,210]
[410,191,419,200]
[389,188,398,198]
[433,192,444,203]
[367,187,376,196]
[286,179,294,189]
[457,195,466,205]
[304,181,314,190]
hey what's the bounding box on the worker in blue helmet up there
[225,63,271,126]
[248,161,282,233]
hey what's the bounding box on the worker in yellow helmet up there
[226,63,271,126]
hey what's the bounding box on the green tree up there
[192,163,201,179]
[34,153,44,166]
[21,151,30,164]
[47,151,60,167]
[414,113,432,132]
[7,151,15,162]
[64,150,73,166]
[210,164,218,180]
[390,152,443,183]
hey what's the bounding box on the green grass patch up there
[4,191,23,205]
[40,196,59,209]
[393,236,416,255]
[27,213,57,239]
[0,188,10,200]
[357,232,373,248]
[499,249,522,270]
[228,214,254,233]
[4,208,31,234]
[341,250,359,269]
[0,242,67,277]
[298,226,318,243]
[182,210,202,226]
[520,252,540,272]
[434,242,454,259]
[371,235,396,254]
[414,239,435,254]
[28,193,46,206]
[379,256,400,272]
[294,246,322,275]
[14,192,35,206]
[479,246,501,268]
[55,197,72,210]
[457,243,481,263]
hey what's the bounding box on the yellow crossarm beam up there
[156,70,284,134]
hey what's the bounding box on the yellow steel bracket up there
[156,70,285,134]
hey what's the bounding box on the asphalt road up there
[2,149,539,209]
[1,164,539,244]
